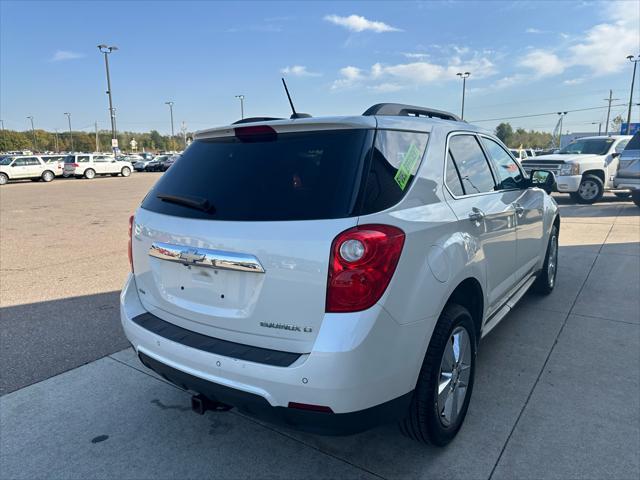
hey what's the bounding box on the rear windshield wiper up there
[157,193,215,213]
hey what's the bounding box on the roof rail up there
[232,117,284,125]
[362,103,461,122]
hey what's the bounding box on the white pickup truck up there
[521,135,632,203]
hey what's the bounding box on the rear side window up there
[448,135,496,195]
[359,130,429,215]
[78,156,90,163]
[142,129,373,221]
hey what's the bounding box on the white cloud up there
[402,52,430,60]
[515,2,639,82]
[526,27,544,34]
[50,50,84,62]
[519,50,566,77]
[563,78,585,85]
[324,14,401,33]
[331,51,497,91]
[280,65,321,77]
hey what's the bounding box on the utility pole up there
[181,121,187,149]
[235,95,245,119]
[64,112,74,151]
[625,55,639,132]
[555,112,567,148]
[54,129,60,152]
[95,122,100,152]
[26,116,37,151]
[456,72,470,120]
[603,90,619,136]
[98,44,118,152]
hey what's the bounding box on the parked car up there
[0,155,56,184]
[41,155,67,176]
[138,152,155,161]
[144,155,171,172]
[63,153,133,179]
[521,135,632,204]
[133,159,153,171]
[122,103,559,445]
[614,132,640,207]
[159,154,180,171]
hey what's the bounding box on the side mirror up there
[612,152,621,158]
[530,169,556,194]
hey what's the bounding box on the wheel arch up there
[582,169,605,183]
[443,277,484,342]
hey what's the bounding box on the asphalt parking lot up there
[1,175,639,479]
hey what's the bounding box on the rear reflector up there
[288,402,334,413]
[234,125,277,143]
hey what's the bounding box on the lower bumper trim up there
[138,352,413,436]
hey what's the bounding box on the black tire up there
[632,191,640,208]
[41,170,54,182]
[532,224,559,295]
[614,192,631,199]
[84,168,96,180]
[0,173,7,185]
[573,174,604,204]
[399,304,477,446]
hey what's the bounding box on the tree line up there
[0,129,187,153]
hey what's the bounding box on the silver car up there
[614,132,640,207]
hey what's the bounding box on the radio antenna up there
[281,78,311,119]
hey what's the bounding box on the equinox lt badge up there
[260,322,313,333]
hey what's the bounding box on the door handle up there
[468,208,485,225]
[513,203,525,217]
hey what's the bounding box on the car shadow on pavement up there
[0,290,129,396]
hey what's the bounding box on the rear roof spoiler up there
[363,103,461,122]
[232,117,284,125]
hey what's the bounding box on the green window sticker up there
[394,143,422,190]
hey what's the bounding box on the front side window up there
[13,158,27,166]
[615,139,630,153]
[77,156,90,163]
[448,135,496,195]
[481,137,525,189]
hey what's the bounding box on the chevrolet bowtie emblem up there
[179,249,206,263]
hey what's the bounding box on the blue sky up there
[1,0,638,135]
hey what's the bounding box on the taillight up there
[326,224,405,313]
[70,163,79,167]
[128,215,134,272]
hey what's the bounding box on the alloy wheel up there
[578,180,599,201]
[548,234,558,288]
[437,326,472,427]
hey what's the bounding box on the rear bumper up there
[138,351,412,435]
[120,274,431,433]
[554,175,582,193]
[614,177,640,190]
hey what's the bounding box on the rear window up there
[142,129,373,221]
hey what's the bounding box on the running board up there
[481,275,537,338]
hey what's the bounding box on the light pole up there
[165,101,175,136]
[54,129,60,152]
[181,121,187,149]
[556,112,567,148]
[591,122,602,135]
[64,112,74,151]
[625,55,639,132]
[98,44,118,152]
[26,116,37,151]
[235,94,245,119]
[456,72,470,120]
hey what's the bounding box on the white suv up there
[121,104,559,445]
[63,153,133,179]
[0,155,56,185]
[522,135,632,203]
